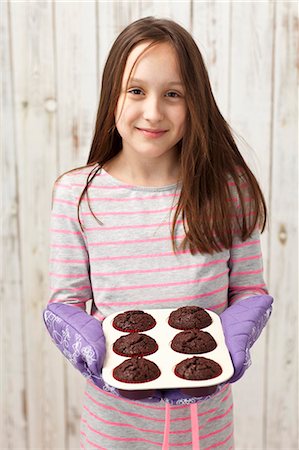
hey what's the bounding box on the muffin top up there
[168,306,212,330]
[113,333,158,357]
[171,329,217,354]
[113,357,161,383]
[113,310,156,332]
[174,356,222,380]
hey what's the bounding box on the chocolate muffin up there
[113,310,156,332]
[168,306,212,330]
[171,329,217,354]
[174,356,222,380]
[113,357,161,383]
[113,333,158,357]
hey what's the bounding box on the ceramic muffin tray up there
[102,308,234,390]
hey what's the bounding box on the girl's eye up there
[166,91,180,98]
[128,88,143,95]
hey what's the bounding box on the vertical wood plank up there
[9,2,66,448]
[97,1,143,95]
[1,1,28,447]
[266,2,298,447]
[228,2,275,448]
[54,0,99,174]
[53,1,99,447]
[139,0,191,29]
[192,1,231,122]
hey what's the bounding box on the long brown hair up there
[59,16,266,254]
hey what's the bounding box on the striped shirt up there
[48,164,267,449]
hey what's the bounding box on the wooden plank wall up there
[2,1,298,449]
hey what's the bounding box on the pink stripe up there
[190,403,200,450]
[230,253,262,263]
[98,287,228,307]
[85,220,183,232]
[85,388,214,422]
[70,183,115,189]
[55,183,72,190]
[92,259,227,277]
[48,298,88,306]
[81,207,174,216]
[88,235,186,247]
[92,311,105,321]
[232,239,259,249]
[50,258,88,264]
[207,404,233,422]
[90,250,190,262]
[50,286,90,292]
[81,417,162,445]
[229,289,267,305]
[50,228,81,235]
[88,380,226,413]
[83,405,163,435]
[84,403,192,435]
[63,170,95,177]
[52,213,78,222]
[49,272,86,278]
[77,192,180,202]
[85,391,166,421]
[93,270,229,292]
[201,420,233,440]
[230,268,263,276]
[229,284,266,291]
[203,430,234,449]
[54,198,77,206]
[74,183,135,190]
[169,441,192,447]
[221,387,232,403]
[51,243,86,249]
[80,431,112,449]
[81,418,199,450]
[162,402,171,449]
[230,196,251,203]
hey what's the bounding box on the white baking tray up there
[102,308,234,390]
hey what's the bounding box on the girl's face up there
[115,42,186,162]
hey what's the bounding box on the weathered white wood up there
[97,1,144,97]
[9,2,66,448]
[265,2,298,448]
[192,1,231,132]
[228,2,275,448]
[1,2,28,448]
[54,0,98,174]
[140,0,174,21]
[53,1,99,447]
[142,0,192,29]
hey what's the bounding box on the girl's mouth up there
[136,127,167,138]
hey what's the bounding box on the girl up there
[44,17,273,449]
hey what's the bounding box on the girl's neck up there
[103,150,181,187]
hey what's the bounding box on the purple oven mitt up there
[220,294,273,383]
[43,303,162,403]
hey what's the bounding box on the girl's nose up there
[142,96,164,122]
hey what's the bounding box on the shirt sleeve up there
[228,229,268,305]
[47,173,92,311]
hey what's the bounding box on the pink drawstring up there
[162,402,171,449]
[163,402,200,449]
[190,403,200,450]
